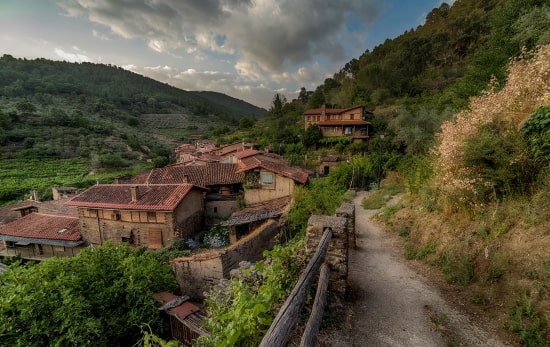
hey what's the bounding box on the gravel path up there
[320,191,511,347]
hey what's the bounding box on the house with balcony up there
[304,105,373,143]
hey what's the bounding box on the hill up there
[193,91,266,118]
[225,0,550,344]
[0,56,265,202]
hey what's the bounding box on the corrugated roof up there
[65,184,201,211]
[0,213,82,242]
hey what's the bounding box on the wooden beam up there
[259,228,332,347]
[300,262,330,347]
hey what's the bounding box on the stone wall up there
[305,201,354,299]
[171,219,280,299]
[336,202,355,249]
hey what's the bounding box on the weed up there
[416,241,437,260]
[379,203,403,224]
[476,226,490,238]
[440,252,474,285]
[398,228,410,238]
[508,291,550,346]
[471,291,489,306]
[361,190,387,209]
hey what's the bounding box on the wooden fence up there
[259,227,333,347]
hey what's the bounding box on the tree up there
[0,242,177,347]
[302,125,323,149]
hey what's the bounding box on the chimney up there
[130,186,138,203]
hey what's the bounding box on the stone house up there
[65,183,207,249]
[304,105,372,143]
[127,163,245,224]
[237,152,310,205]
[0,212,84,260]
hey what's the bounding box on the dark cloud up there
[57,0,381,76]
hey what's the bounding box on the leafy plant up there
[0,242,177,346]
[203,224,230,248]
[200,238,305,346]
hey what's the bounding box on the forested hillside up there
[222,0,550,344]
[0,56,265,202]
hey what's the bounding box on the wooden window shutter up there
[148,228,162,249]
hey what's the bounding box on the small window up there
[260,171,275,188]
[147,211,157,222]
[213,207,218,213]
[112,211,121,221]
[88,209,98,217]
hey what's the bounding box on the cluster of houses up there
[0,143,311,260]
[0,105,373,261]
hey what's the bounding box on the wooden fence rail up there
[259,227,333,347]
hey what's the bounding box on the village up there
[0,104,371,289]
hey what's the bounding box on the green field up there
[0,158,144,204]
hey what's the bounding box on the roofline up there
[0,235,84,247]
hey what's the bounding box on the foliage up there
[203,224,230,248]
[287,176,348,235]
[508,291,550,346]
[199,238,305,346]
[432,44,550,210]
[522,105,550,164]
[461,119,534,201]
[0,242,177,346]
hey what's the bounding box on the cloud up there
[56,0,382,77]
[54,48,91,62]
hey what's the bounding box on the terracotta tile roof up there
[237,154,309,184]
[153,291,200,321]
[234,149,260,160]
[10,199,41,211]
[304,105,373,115]
[221,196,290,226]
[321,155,344,162]
[128,163,244,187]
[316,120,371,126]
[182,163,244,186]
[0,213,82,242]
[37,198,79,217]
[65,184,202,211]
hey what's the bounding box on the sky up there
[0,0,454,109]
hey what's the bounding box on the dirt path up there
[319,191,511,347]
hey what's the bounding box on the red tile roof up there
[66,184,202,211]
[316,120,371,126]
[0,213,81,242]
[304,105,372,115]
[128,163,244,187]
[153,291,200,321]
[238,154,309,184]
[234,149,260,159]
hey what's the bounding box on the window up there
[147,211,157,222]
[88,209,98,217]
[350,114,355,120]
[213,207,218,213]
[112,210,121,221]
[260,171,275,188]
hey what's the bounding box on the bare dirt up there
[317,191,517,347]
